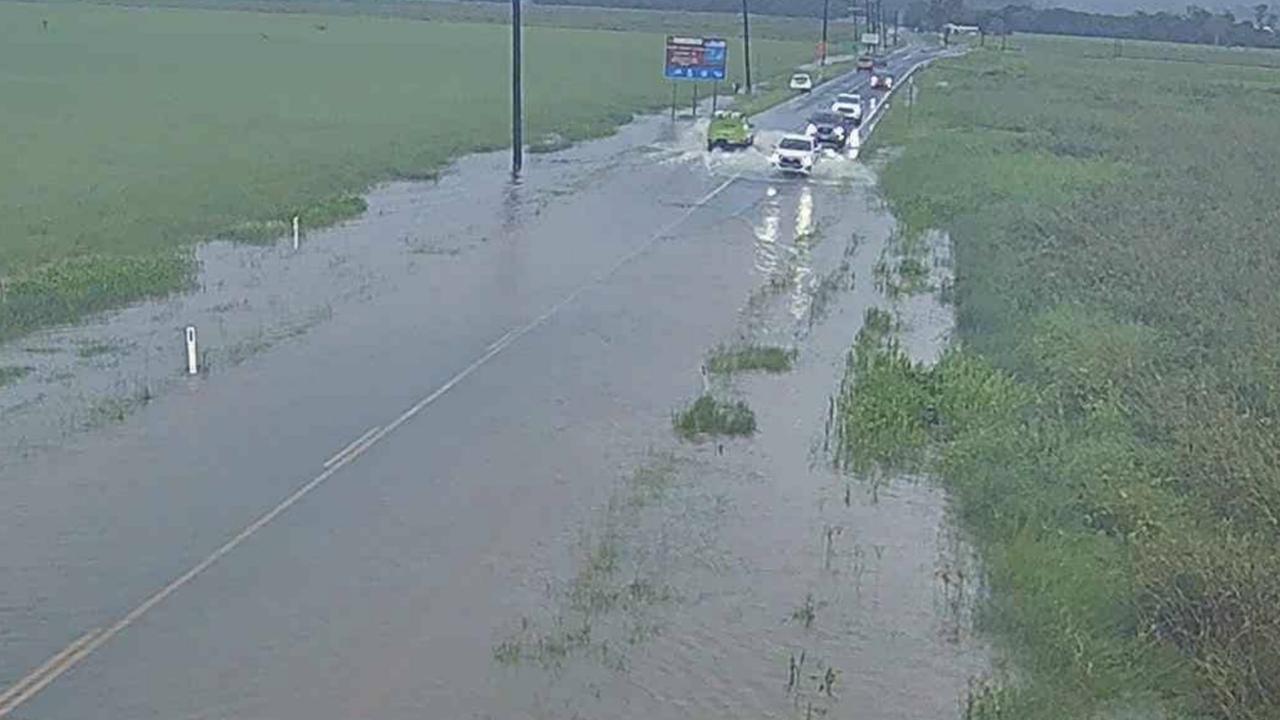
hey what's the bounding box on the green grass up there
[0,1,814,341]
[75,339,127,359]
[844,35,1280,719]
[673,394,757,439]
[706,344,797,374]
[0,365,34,387]
[81,0,853,43]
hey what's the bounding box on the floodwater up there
[0,47,986,719]
[485,151,984,720]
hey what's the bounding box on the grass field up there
[847,35,1280,719]
[72,0,853,43]
[0,1,814,342]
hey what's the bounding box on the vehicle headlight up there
[834,126,845,137]
[806,124,817,136]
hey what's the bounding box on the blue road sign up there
[664,36,728,81]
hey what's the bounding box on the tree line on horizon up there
[905,0,1279,48]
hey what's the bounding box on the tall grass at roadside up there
[846,35,1280,719]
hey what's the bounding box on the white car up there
[771,134,818,174]
[789,72,814,92]
[831,93,863,123]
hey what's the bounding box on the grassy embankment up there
[842,36,1280,719]
[0,1,815,343]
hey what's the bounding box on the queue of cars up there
[707,55,897,176]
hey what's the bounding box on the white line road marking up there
[0,630,99,711]
[0,171,744,719]
[485,328,517,353]
[322,425,381,468]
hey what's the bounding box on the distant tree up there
[1254,3,1270,27]
[902,0,930,29]
[1205,12,1232,43]
[926,0,963,31]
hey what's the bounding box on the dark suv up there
[805,111,854,149]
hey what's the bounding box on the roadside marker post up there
[292,215,300,250]
[185,326,199,375]
[908,77,915,125]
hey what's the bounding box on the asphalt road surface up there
[0,44,959,719]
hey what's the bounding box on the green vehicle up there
[706,110,755,151]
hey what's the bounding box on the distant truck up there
[706,110,755,151]
[856,55,874,71]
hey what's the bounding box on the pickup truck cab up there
[771,134,818,174]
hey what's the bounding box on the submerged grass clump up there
[0,365,34,387]
[706,344,797,374]
[673,394,756,439]
[492,455,684,671]
[216,195,368,244]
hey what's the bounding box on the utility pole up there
[877,0,885,51]
[741,0,753,93]
[821,0,830,66]
[511,0,523,175]
[850,0,857,46]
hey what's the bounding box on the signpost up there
[860,32,880,47]
[664,36,728,119]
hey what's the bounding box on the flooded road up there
[0,48,980,718]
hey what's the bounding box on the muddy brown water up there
[0,51,985,719]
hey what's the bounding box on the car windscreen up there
[810,113,842,125]
[779,138,811,151]
[836,95,860,103]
